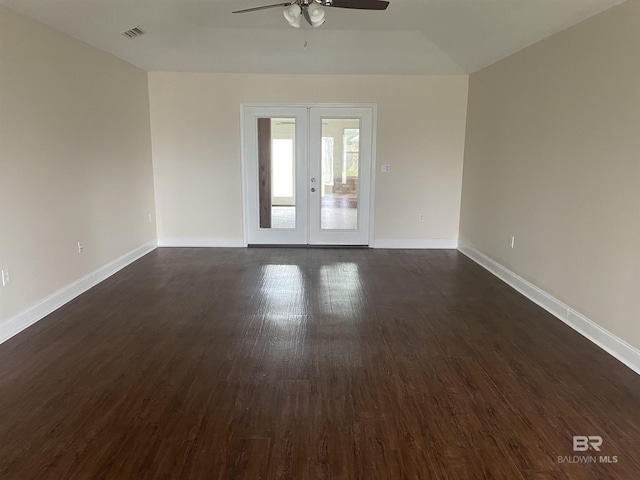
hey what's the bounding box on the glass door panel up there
[258,118,296,230]
[320,119,360,231]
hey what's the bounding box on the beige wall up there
[460,1,640,348]
[0,7,156,323]
[148,73,469,243]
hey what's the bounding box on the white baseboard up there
[158,238,456,249]
[157,237,244,248]
[372,239,458,249]
[458,242,640,375]
[0,240,158,345]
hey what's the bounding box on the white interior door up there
[308,107,373,245]
[244,106,308,245]
[243,105,373,246]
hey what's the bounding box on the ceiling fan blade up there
[324,0,389,10]
[232,2,293,14]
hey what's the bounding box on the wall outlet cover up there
[1,268,11,286]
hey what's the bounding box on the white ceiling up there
[0,0,625,74]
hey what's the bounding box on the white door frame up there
[240,103,378,247]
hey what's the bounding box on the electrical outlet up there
[510,236,515,249]
[148,213,153,223]
[419,214,425,222]
[380,164,391,173]
[77,241,84,254]
[1,268,10,286]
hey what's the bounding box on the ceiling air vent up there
[121,27,145,39]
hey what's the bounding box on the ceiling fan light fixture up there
[233,0,389,29]
[307,3,325,28]
[284,3,302,28]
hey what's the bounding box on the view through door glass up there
[258,117,296,230]
[321,118,360,230]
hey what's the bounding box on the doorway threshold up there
[248,244,370,249]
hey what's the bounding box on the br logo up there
[573,436,603,452]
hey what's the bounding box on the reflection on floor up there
[271,194,358,230]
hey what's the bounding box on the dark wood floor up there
[1,248,640,479]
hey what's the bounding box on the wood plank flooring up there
[1,248,640,479]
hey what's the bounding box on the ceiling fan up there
[233,0,390,28]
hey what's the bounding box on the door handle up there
[311,187,316,192]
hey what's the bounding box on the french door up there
[243,105,374,246]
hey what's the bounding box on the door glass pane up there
[321,118,360,230]
[258,118,296,229]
